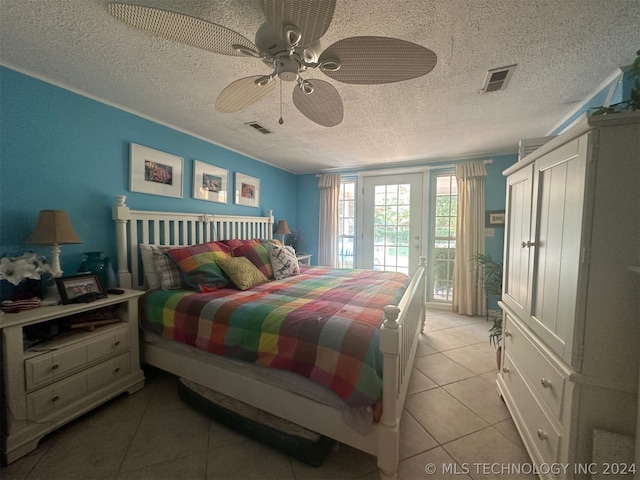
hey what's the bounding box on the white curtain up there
[452,161,487,316]
[317,174,341,267]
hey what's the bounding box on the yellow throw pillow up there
[216,256,268,290]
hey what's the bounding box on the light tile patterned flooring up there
[2,309,533,480]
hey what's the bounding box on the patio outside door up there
[360,173,424,276]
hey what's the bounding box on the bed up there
[112,195,426,478]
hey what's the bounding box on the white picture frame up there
[129,143,183,198]
[234,172,260,208]
[192,160,228,203]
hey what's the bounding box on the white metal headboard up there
[112,195,274,289]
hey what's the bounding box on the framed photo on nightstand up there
[55,274,107,304]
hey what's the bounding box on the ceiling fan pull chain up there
[278,79,284,125]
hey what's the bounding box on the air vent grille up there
[481,64,517,94]
[245,121,272,134]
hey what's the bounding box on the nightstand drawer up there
[26,353,131,420]
[24,324,129,390]
[502,352,560,466]
[503,313,566,420]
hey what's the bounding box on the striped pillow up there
[167,241,231,292]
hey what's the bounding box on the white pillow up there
[269,242,300,280]
[139,244,160,289]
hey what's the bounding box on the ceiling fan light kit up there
[107,1,437,127]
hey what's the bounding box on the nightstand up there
[296,254,312,265]
[0,289,145,464]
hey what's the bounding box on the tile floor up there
[2,309,533,480]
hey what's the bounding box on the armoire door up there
[527,136,588,362]
[502,164,533,321]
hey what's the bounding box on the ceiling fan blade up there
[319,36,437,85]
[292,79,343,127]
[260,0,336,47]
[107,3,257,56]
[215,76,276,113]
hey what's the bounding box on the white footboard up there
[112,196,427,479]
[377,257,427,477]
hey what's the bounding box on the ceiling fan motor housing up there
[277,56,299,81]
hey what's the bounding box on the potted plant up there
[471,253,504,367]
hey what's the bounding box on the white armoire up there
[497,111,639,479]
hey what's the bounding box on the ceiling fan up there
[107,1,437,127]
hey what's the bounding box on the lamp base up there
[40,276,61,306]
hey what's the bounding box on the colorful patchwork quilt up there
[140,267,409,407]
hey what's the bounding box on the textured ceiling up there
[2,0,640,174]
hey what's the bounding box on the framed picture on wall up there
[234,172,260,208]
[486,210,505,227]
[192,160,228,203]
[129,143,183,198]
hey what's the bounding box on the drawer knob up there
[114,367,120,373]
[51,395,60,402]
[537,429,548,441]
[540,378,552,388]
[51,363,60,370]
[114,340,120,347]
[502,366,510,374]
[504,330,512,337]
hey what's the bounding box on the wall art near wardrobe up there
[129,143,183,198]
[486,210,505,227]
[234,172,260,208]
[193,160,228,203]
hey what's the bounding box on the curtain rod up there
[315,159,493,177]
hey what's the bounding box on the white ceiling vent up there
[245,121,272,134]
[481,64,517,94]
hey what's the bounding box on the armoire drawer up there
[503,314,566,420]
[24,324,129,391]
[501,352,561,466]
[26,353,131,420]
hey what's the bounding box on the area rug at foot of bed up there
[178,378,335,466]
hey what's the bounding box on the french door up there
[360,173,424,276]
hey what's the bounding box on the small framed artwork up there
[486,210,506,227]
[130,143,183,198]
[55,274,107,304]
[193,160,228,203]
[234,172,260,208]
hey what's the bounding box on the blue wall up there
[0,67,297,275]
[0,66,515,282]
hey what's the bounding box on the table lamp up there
[274,220,291,245]
[27,210,83,278]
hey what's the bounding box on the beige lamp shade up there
[28,210,82,278]
[274,220,292,236]
[27,210,82,245]
[275,220,291,245]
